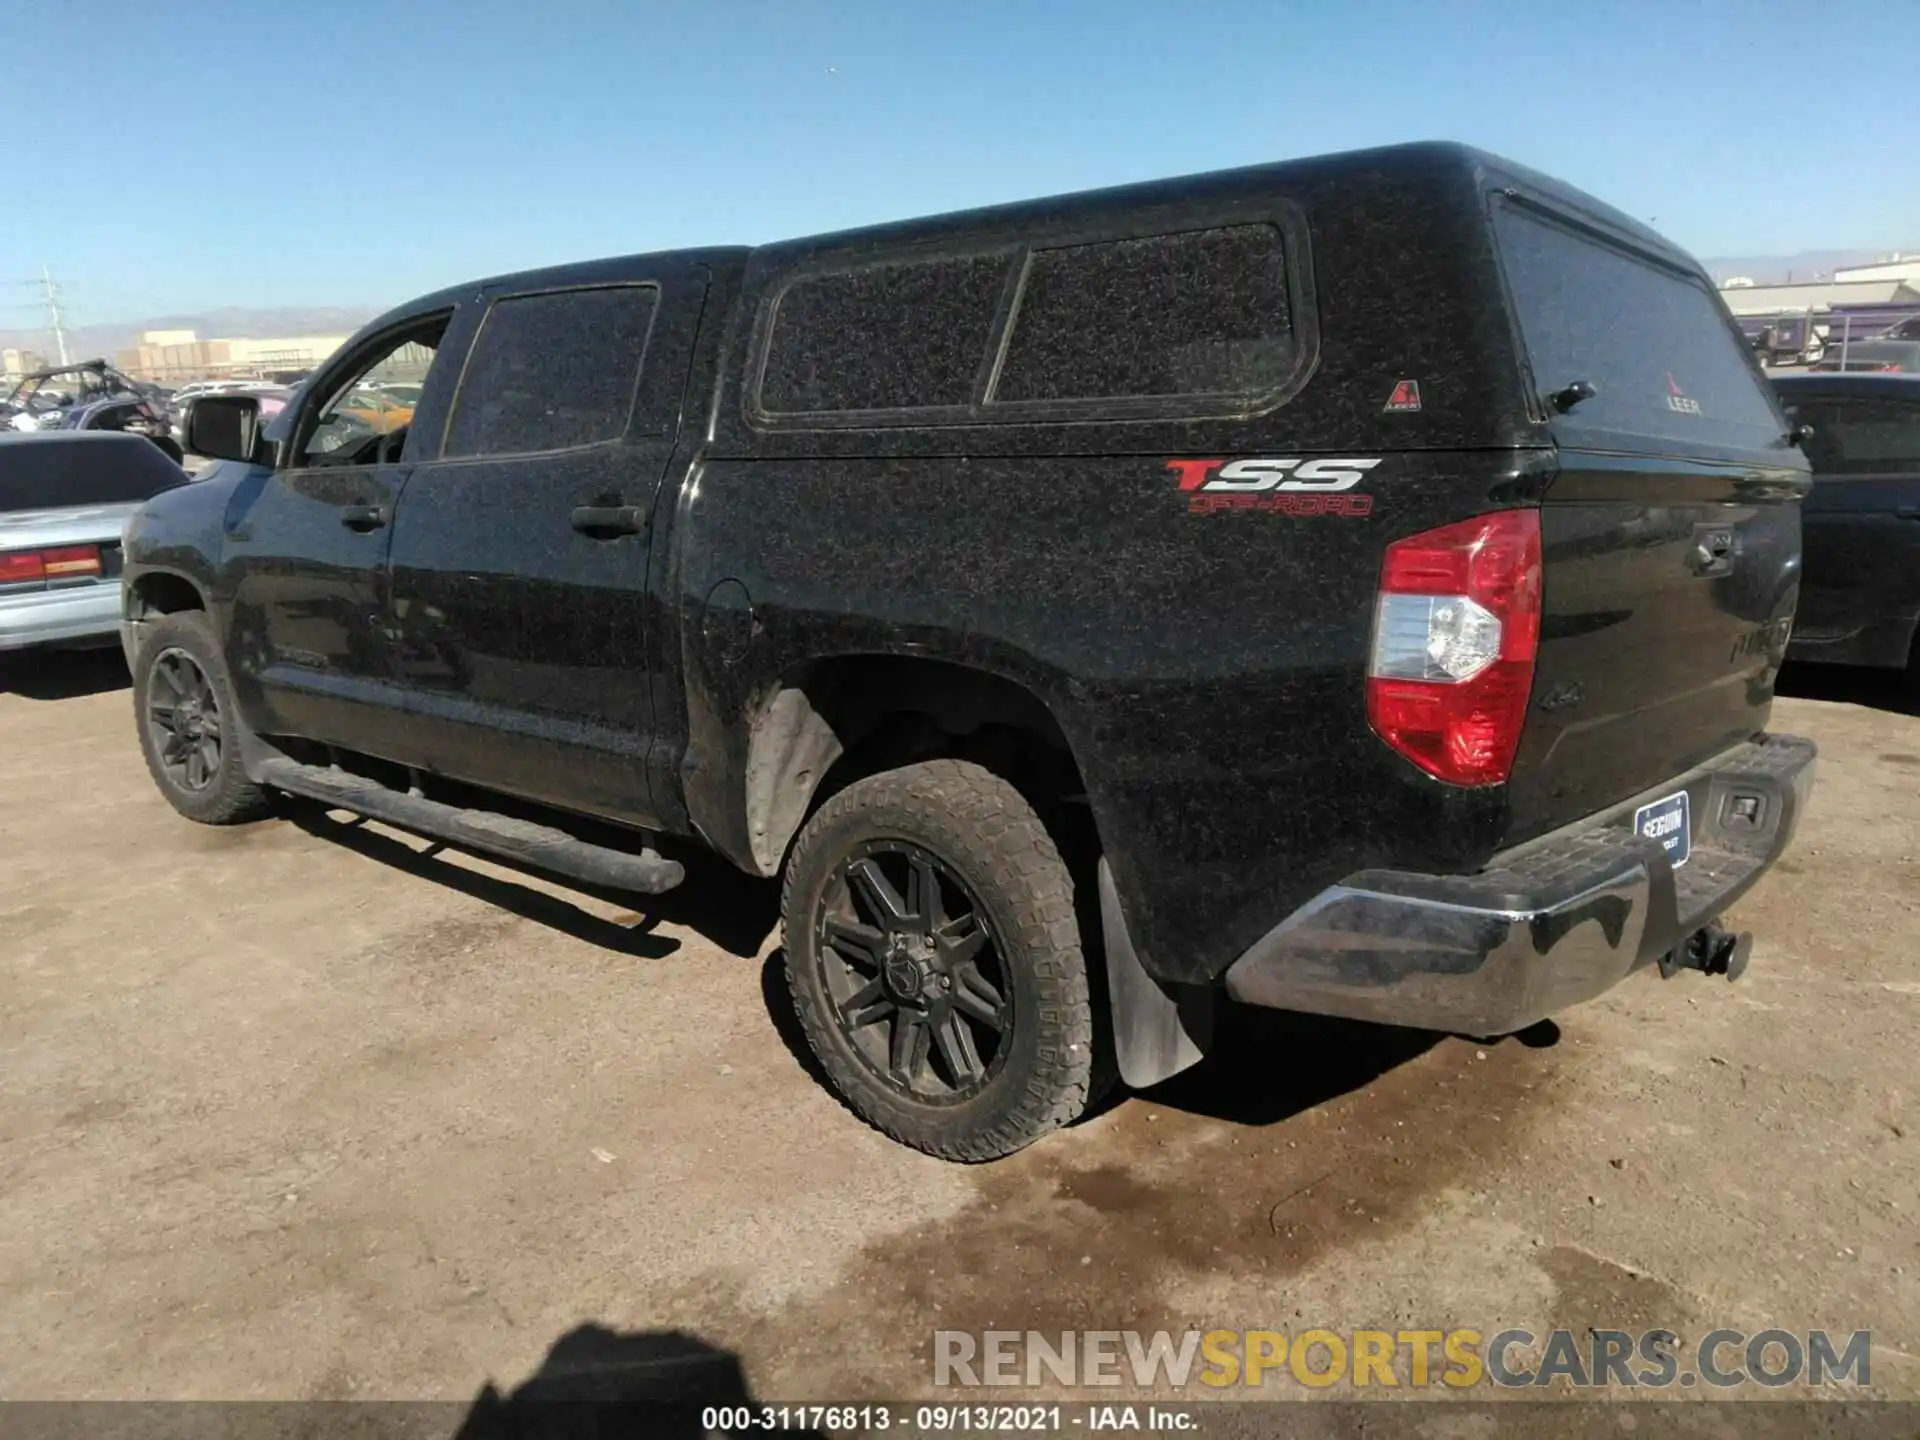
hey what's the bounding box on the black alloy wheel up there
[145,647,224,792]
[781,758,1098,1161]
[815,840,1013,1102]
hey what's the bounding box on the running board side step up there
[254,757,685,895]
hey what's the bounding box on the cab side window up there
[297,315,447,469]
[442,286,659,459]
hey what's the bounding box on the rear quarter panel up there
[667,150,1550,985]
[669,449,1551,987]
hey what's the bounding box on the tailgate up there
[1506,459,1801,837]
[1490,199,1808,841]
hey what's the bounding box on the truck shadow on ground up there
[1133,1007,1557,1128]
[1777,660,1919,717]
[283,797,1556,1136]
[284,803,782,960]
[0,645,129,700]
[450,1322,821,1439]
[754,939,1562,1132]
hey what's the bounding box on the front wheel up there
[131,610,274,825]
[781,759,1096,1161]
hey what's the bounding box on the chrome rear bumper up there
[1223,735,1817,1034]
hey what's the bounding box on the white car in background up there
[0,431,189,653]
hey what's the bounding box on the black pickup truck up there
[1771,373,1920,675]
[121,142,1815,1160]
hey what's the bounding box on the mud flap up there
[1099,858,1213,1089]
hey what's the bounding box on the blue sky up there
[3,0,1917,329]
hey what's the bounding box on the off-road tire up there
[782,759,1096,1161]
[132,610,274,825]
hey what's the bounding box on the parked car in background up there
[1772,373,1920,678]
[1740,314,1822,368]
[1,431,188,654]
[365,380,425,409]
[4,361,184,460]
[1810,340,1920,374]
[338,386,413,433]
[127,142,1814,1160]
[62,395,186,464]
[4,360,169,430]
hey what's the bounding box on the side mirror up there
[185,393,265,463]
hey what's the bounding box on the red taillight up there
[1366,510,1542,786]
[43,545,102,578]
[1874,363,1904,373]
[0,550,47,584]
[0,545,101,585]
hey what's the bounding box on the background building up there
[2,347,50,379]
[1831,256,1920,285]
[114,330,353,383]
[1718,279,1920,316]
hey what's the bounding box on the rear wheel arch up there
[746,656,1196,1106]
[741,655,1096,878]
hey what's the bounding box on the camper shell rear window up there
[1493,202,1786,452]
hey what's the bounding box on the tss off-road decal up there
[1167,457,1381,516]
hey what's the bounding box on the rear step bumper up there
[1223,734,1815,1035]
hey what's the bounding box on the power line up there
[0,267,72,363]
[41,264,68,364]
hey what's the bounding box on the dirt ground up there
[1,649,1916,1408]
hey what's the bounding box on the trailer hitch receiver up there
[1658,920,1752,982]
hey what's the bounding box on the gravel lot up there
[1,650,1916,1406]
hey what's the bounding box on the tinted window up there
[1494,205,1784,450]
[993,225,1294,404]
[444,286,657,457]
[1788,397,1920,474]
[759,253,1011,414]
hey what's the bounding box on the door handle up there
[341,503,389,532]
[1895,504,1920,520]
[570,504,647,538]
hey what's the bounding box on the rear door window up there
[444,285,658,457]
[1494,203,1786,452]
[1787,396,1920,475]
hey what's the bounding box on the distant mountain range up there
[0,307,380,362]
[1698,251,1911,285]
[5,255,1917,360]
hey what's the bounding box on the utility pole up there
[41,264,69,364]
